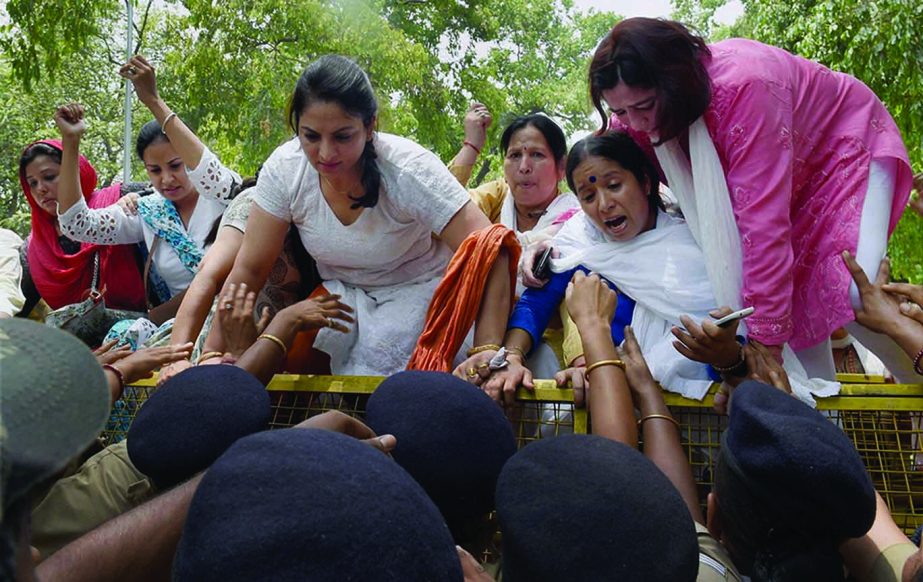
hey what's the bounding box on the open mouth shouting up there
[603,215,629,237]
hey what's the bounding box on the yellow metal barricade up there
[103,374,923,534]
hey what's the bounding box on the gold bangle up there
[506,346,527,359]
[585,359,625,375]
[257,334,288,358]
[196,351,223,365]
[637,414,680,430]
[467,343,501,357]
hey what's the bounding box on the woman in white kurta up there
[53,56,239,305]
[214,55,509,376]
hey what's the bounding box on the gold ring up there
[477,363,489,369]
[467,367,477,375]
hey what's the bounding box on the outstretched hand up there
[218,283,272,357]
[114,343,194,385]
[274,293,354,333]
[843,251,905,336]
[293,411,396,455]
[54,103,86,140]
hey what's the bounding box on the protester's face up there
[24,156,62,216]
[503,125,564,208]
[143,140,196,203]
[573,155,655,241]
[602,83,659,135]
[298,101,372,180]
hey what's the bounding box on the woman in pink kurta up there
[588,18,914,381]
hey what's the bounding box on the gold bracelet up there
[506,346,527,359]
[467,343,501,357]
[585,359,626,375]
[637,414,680,430]
[196,351,223,365]
[257,334,288,358]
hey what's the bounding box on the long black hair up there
[565,131,663,214]
[288,55,381,209]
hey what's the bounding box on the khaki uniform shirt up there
[30,440,154,558]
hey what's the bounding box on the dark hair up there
[565,131,663,214]
[714,455,846,581]
[500,114,567,165]
[589,18,712,145]
[288,55,380,209]
[136,120,170,160]
[19,142,62,183]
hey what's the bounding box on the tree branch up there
[132,0,155,54]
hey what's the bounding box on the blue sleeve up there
[610,290,636,346]
[508,267,578,352]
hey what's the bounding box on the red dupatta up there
[20,139,146,311]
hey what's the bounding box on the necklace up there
[514,202,550,220]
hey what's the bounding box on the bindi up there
[589,175,597,183]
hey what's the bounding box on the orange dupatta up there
[407,224,521,372]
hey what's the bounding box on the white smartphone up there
[712,306,755,328]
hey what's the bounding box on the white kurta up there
[58,148,239,296]
[253,134,470,374]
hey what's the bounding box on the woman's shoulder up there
[375,133,445,176]
[259,137,310,179]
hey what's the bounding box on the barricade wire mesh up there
[104,374,922,534]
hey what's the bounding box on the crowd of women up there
[3,15,923,582]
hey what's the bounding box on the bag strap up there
[88,252,102,300]
[144,236,161,309]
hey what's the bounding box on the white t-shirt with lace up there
[253,133,470,290]
[58,148,240,296]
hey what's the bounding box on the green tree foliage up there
[0,0,618,235]
[672,0,923,282]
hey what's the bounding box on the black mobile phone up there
[532,246,553,280]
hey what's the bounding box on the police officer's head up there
[711,381,876,581]
[496,434,699,581]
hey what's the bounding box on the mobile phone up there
[712,306,755,328]
[532,246,553,280]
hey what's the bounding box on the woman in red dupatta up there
[19,139,145,311]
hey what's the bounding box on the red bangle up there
[463,140,482,155]
[913,346,923,376]
[103,364,125,392]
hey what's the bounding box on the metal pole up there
[122,0,134,183]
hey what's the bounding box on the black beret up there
[722,380,876,539]
[365,371,516,526]
[127,365,270,488]
[173,428,463,581]
[496,434,699,582]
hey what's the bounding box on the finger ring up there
[467,367,477,376]
[326,317,334,328]
[127,66,137,75]
[477,363,489,369]
[467,372,479,379]
[224,302,234,310]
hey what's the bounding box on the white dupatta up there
[551,210,716,400]
[653,117,839,405]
